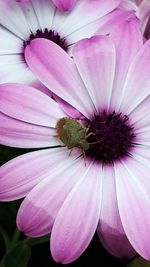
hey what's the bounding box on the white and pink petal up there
[0,147,75,201]
[117,39,150,114]
[73,35,116,112]
[110,16,143,110]
[50,162,102,264]
[0,83,65,127]
[17,157,85,237]
[0,112,59,148]
[25,39,95,118]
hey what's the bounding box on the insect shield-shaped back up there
[56,117,89,151]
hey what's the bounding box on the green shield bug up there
[56,117,90,152]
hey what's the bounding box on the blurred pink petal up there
[52,0,76,11]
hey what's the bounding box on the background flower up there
[0,0,134,86]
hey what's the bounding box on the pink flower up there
[0,0,134,85]
[1,19,150,263]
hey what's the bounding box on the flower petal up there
[29,0,55,30]
[110,16,143,110]
[130,95,150,130]
[73,35,116,112]
[17,157,85,237]
[117,39,150,114]
[97,165,136,258]
[0,26,22,54]
[132,146,150,163]
[52,94,83,119]
[0,0,55,38]
[0,112,59,148]
[25,39,96,118]
[50,162,102,264]
[17,0,40,33]
[114,158,150,260]
[67,9,135,44]
[0,54,34,84]
[0,0,30,39]
[0,83,65,127]
[0,147,72,201]
[132,96,150,147]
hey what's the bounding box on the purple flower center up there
[86,111,136,164]
[24,28,68,51]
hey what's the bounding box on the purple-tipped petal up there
[0,112,59,148]
[0,147,70,201]
[110,17,143,110]
[0,83,65,127]
[97,165,136,258]
[117,39,150,114]
[50,162,102,264]
[25,39,95,118]
[17,157,86,237]
[73,35,115,112]
[52,0,76,11]
[114,158,150,260]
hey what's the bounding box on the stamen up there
[24,28,68,51]
[86,111,136,164]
